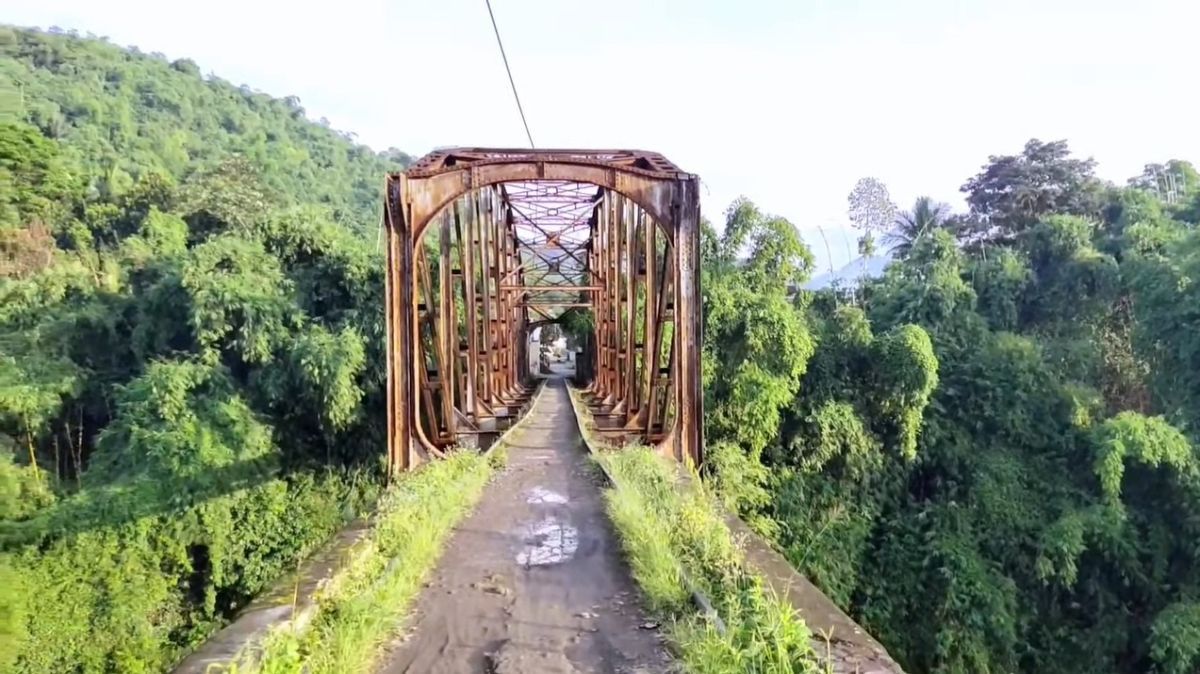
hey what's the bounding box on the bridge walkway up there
[377,375,673,674]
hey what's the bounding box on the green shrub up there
[4,470,375,673]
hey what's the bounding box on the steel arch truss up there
[384,148,702,474]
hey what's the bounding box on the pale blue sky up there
[9,0,1199,272]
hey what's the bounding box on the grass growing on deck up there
[244,450,502,674]
[598,447,822,674]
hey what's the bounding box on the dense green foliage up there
[1,25,409,234]
[703,146,1200,673]
[1,27,407,671]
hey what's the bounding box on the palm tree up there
[884,196,950,258]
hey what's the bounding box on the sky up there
[9,0,1200,272]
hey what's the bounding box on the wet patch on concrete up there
[527,485,569,505]
[516,516,580,566]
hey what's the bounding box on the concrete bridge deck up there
[378,378,673,674]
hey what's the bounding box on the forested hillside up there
[1,26,406,671]
[0,25,409,234]
[703,144,1200,674]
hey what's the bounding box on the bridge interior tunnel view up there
[383,149,704,474]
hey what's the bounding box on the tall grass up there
[232,450,501,674]
[598,447,822,674]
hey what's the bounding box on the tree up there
[847,177,897,255]
[848,178,898,236]
[0,122,74,233]
[713,197,814,292]
[380,147,414,167]
[847,178,897,294]
[702,199,815,507]
[884,196,950,259]
[1127,160,1199,205]
[960,139,1103,244]
[179,157,274,241]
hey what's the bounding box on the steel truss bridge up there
[383,148,704,474]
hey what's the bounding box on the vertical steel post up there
[673,177,704,467]
[385,175,415,476]
[438,211,457,439]
[623,200,638,420]
[454,202,478,419]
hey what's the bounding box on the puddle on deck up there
[526,486,569,505]
[516,516,579,566]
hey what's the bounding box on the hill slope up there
[1,25,409,234]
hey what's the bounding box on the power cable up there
[484,0,535,148]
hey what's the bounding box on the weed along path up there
[377,377,674,674]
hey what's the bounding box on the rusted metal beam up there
[501,285,603,292]
[455,202,480,420]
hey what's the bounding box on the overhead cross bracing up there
[383,148,703,475]
[503,180,597,324]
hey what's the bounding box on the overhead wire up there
[484,0,535,148]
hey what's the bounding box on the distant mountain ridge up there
[804,251,893,290]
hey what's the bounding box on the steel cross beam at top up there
[383,148,703,476]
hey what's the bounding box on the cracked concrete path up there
[376,376,674,674]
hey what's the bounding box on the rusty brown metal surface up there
[404,148,687,179]
[383,148,702,476]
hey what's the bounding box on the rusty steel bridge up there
[382,148,704,474]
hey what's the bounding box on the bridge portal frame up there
[384,149,703,476]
